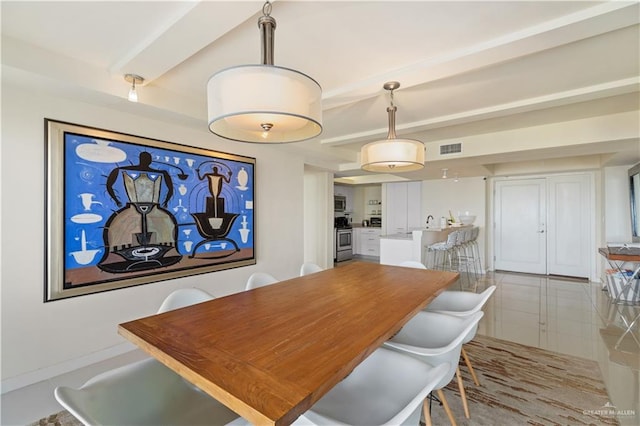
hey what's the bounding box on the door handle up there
[539,230,545,233]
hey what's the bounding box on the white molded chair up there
[384,311,485,424]
[245,272,279,290]
[399,260,427,269]
[300,262,324,276]
[54,287,240,426]
[426,286,495,317]
[295,348,449,426]
[54,358,240,426]
[425,285,496,386]
[157,287,214,313]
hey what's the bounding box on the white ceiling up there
[2,1,639,183]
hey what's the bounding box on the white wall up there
[422,177,487,269]
[1,84,305,390]
[303,168,334,268]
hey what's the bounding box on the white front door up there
[495,179,547,274]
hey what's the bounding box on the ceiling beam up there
[321,77,640,146]
[109,2,264,82]
[321,1,639,111]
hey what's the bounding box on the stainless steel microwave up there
[334,195,346,212]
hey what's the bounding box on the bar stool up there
[453,228,477,289]
[468,226,482,277]
[429,230,475,290]
[427,230,459,272]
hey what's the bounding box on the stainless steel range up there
[335,227,353,262]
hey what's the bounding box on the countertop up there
[423,224,472,231]
[380,225,472,239]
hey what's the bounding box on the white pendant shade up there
[208,65,322,143]
[360,81,425,172]
[361,138,425,172]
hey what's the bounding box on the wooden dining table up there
[118,262,458,426]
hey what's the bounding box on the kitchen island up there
[379,225,472,267]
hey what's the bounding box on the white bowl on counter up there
[458,215,476,225]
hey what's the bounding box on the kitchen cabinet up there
[354,228,381,257]
[384,181,422,234]
[334,184,354,213]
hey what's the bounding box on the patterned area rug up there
[29,411,80,426]
[30,335,616,426]
[431,335,618,425]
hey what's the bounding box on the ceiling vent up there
[440,142,462,155]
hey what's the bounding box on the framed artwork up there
[45,119,256,302]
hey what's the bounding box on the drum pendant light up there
[207,1,322,143]
[360,82,424,172]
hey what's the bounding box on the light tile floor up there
[478,272,639,426]
[2,267,639,425]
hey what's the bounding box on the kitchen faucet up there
[426,215,434,227]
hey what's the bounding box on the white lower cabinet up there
[355,228,381,256]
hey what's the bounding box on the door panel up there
[547,174,590,278]
[495,179,546,274]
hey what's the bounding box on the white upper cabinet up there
[334,184,354,213]
[383,181,422,234]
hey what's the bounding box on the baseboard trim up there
[1,341,137,394]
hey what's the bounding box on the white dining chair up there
[300,262,323,276]
[399,260,428,269]
[294,347,449,426]
[54,287,241,426]
[424,285,496,386]
[157,287,214,313]
[384,311,485,424]
[245,272,279,290]
[54,358,241,426]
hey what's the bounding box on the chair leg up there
[423,398,433,426]
[456,366,470,419]
[435,389,457,426]
[461,346,480,386]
